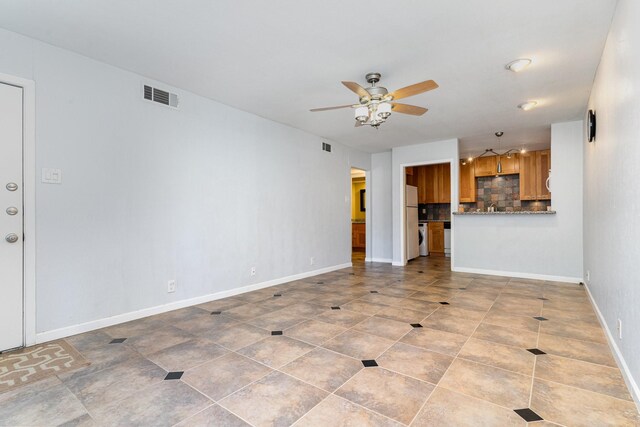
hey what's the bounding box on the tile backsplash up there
[419,203,451,221]
[459,175,551,212]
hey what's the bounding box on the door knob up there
[6,207,18,215]
[6,182,18,191]
[5,233,19,243]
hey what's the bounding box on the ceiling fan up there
[310,73,438,128]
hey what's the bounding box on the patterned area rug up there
[0,340,89,393]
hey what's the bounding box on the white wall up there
[452,121,583,281]
[391,139,459,265]
[0,28,370,337]
[585,0,640,402]
[369,152,393,262]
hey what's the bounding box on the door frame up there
[349,167,370,261]
[0,72,36,347]
[398,159,455,266]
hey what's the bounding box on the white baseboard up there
[365,258,392,263]
[451,266,582,283]
[392,261,406,267]
[35,262,351,344]
[583,282,640,409]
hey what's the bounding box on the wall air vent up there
[322,142,332,153]
[143,84,179,108]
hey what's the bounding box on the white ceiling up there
[0,0,615,153]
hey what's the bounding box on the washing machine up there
[418,223,429,256]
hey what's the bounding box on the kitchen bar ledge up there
[453,210,556,215]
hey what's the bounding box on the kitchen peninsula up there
[452,122,583,283]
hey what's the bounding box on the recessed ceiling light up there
[506,58,532,72]
[518,101,538,111]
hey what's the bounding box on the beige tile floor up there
[1,256,639,426]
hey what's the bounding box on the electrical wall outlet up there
[250,267,256,276]
[586,270,590,282]
[167,280,176,293]
[617,319,622,339]
[310,257,315,266]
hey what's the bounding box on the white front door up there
[0,82,24,351]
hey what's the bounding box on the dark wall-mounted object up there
[587,109,597,142]
[359,189,366,212]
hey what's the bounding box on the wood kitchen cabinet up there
[428,222,445,254]
[520,150,551,200]
[423,166,437,203]
[498,153,519,175]
[405,167,417,186]
[474,156,497,177]
[437,164,451,203]
[416,164,450,204]
[416,166,426,203]
[472,154,518,177]
[459,160,476,203]
[352,223,366,249]
[536,150,551,200]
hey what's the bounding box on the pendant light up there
[495,132,503,175]
[467,131,518,174]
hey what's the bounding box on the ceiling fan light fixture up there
[311,73,437,128]
[355,106,368,123]
[377,102,392,119]
[506,58,532,72]
[518,101,538,111]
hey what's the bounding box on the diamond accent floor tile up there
[527,348,547,355]
[513,408,544,422]
[362,360,378,367]
[164,371,183,380]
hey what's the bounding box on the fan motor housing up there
[365,72,382,84]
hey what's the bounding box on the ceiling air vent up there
[322,142,332,153]
[143,85,179,108]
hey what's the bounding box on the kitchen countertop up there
[453,211,556,215]
[419,219,451,223]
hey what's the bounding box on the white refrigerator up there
[405,185,419,260]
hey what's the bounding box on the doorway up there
[351,168,366,263]
[403,161,453,265]
[1,82,25,351]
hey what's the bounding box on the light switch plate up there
[42,168,62,184]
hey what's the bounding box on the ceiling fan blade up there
[355,120,364,127]
[388,80,438,101]
[310,104,353,112]
[391,103,428,116]
[342,81,370,99]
